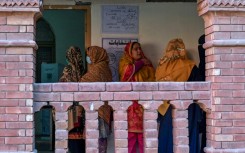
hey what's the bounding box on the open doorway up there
[36,5,91,83]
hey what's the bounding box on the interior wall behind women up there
[91,2,204,68]
[43,0,204,68]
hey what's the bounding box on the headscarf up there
[155,38,195,82]
[119,42,155,82]
[155,38,196,116]
[80,46,112,82]
[59,46,84,82]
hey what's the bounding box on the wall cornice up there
[198,0,245,16]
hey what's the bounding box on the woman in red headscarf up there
[119,42,155,82]
[119,42,155,153]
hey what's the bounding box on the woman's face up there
[131,43,142,61]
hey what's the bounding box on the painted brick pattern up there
[34,82,210,153]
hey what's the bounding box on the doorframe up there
[43,5,91,48]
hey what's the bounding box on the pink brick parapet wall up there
[34,82,211,153]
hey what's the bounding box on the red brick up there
[6,77,34,84]
[143,111,156,120]
[231,16,245,24]
[213,105,232,112]
[55,130,68,139]
[174,145,189,153]
[231,32,245,39]
[0,84,18,91]
[213,90,232,97]
[174,136,189,145]
[114,92,139,100]
[139,92,152,100]
[113,111,127,121]
[144,120,157,129]
[86,130,99,139]
[0,114,18,121]
[34,92,61,101]
[56,121,67,129]
[171,100,192,110]
[6,107,32,114]
[53,83,78,91]
[233,120,245,127]
[56,112,68,121]
[7,33,34,40]
[222,127,245,134]
[79,82,105,92]
[114,121,127,130]
[153,91,178,100]
[133,82,158,91]
[173,118,188,128]
[0,25,19,32]
[233,105,245,111]
[74,92,100,101]
[221,66,244,76]
[84,111,96,120]
[86,120,98,129]
[0,145,18,151]
[172,110,188,118]
[212,120,232,127]
[6,47,34,55]
[6,91,33,99]
[56,140,67,149]
[86,139,98,148]
[114,130,127,139]
[222,141,245,149]
[193,91,210,100]
[106,82,131,91]
[158,82,184,91]
[173,128,188,137]
[5,137,32,144]
[115,139,127,148]
[222,112,245,119]
[145,129,158,138]
[233,134,245,141]
[233,90,245,98]
[220,83,244,90]
[60,93,74,101]
[33,83,51,92]
[101,92,113,101]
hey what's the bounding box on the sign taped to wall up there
[102,5,139,34]
[102,38,138,81]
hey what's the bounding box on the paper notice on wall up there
[102,38,138,81]
[102,5,139,34]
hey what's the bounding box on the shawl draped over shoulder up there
[80,46,112,82]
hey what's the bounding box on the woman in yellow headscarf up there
[155,38,202,153]
[119,42,155,82]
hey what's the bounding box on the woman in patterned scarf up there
[155,38,203,153]
[119,42,155,82]
[80,46,112,82]
[59,46,85,82]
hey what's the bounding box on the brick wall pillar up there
[0,1,41,152]
[198,0,245,152]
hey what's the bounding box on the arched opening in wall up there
[127,100,144,153]
[157,101,173,153]
[98,101,114,153]
[36,18,56,83]
[34,104,55,152]
[36,5,91,83]
[188,103,206,153]
[67,102,86,153]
